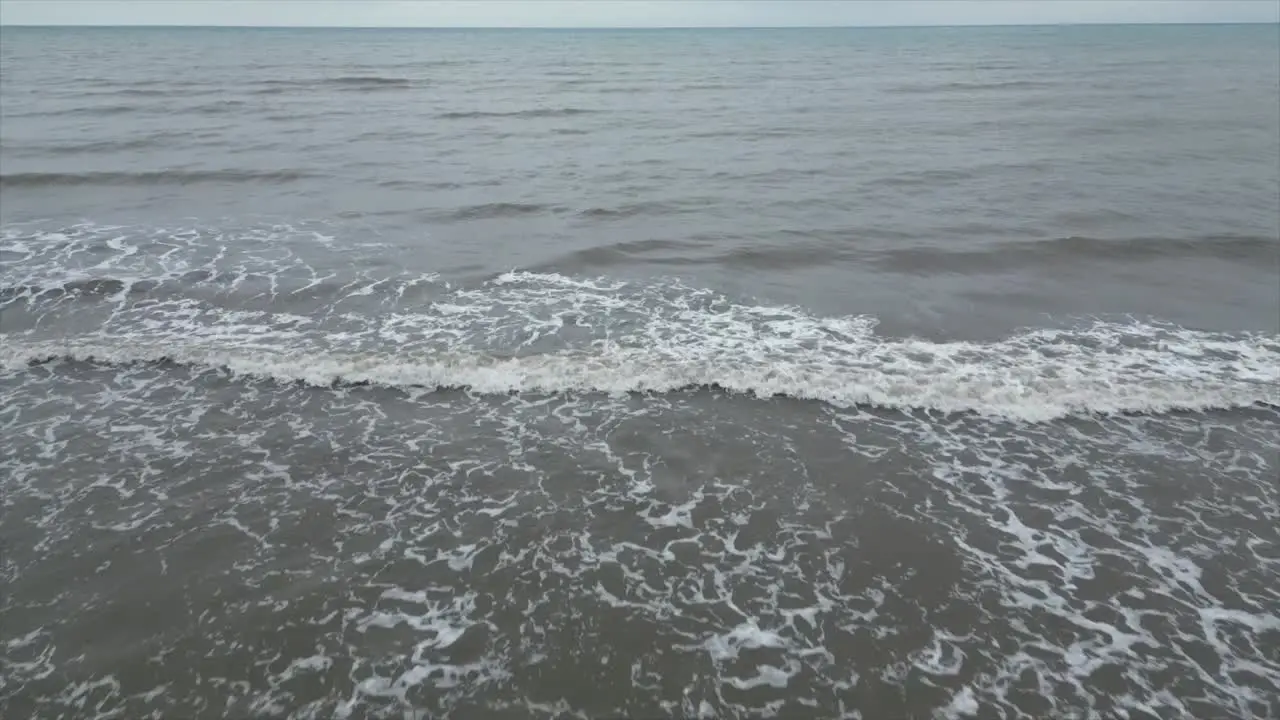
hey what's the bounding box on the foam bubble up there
[943,686,980,718]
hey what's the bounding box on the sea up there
[1,23,1278,720]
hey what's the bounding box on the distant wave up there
[550,232,1280,273]
[177,100,251,115]
[873,234,1280,273]
[4,104,140,118]
[576,201,687,220]
[7,137,175,156]
[1061,234,1279,260]
[885,80,1052,94]
[432,203,553,221]
[542,238,850,272]
[555,78,610,87]
[435,108,596,120]
[875,168,977,187]
[105,87,175,97]
[533,237,708,271]
[58,87,200,98]
[0,169,316,188]
[244,77,416,94]
[326,76,413,87]
[674,83,741,91]
[687,129,808,140]
[375,179,467,190]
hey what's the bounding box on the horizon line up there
[3,20,1279,30]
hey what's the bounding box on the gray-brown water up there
[1,24,1279,720]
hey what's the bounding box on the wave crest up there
[4,321,1276,422]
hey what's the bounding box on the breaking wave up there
[3,220,1276,422]
[4,293,1276,422]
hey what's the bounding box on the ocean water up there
[1,23,1278,720]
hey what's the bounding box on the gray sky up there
[1,1,1278,28]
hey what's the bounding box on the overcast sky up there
[1,1,1278,28]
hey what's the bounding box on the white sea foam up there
[2,313,1276,421]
